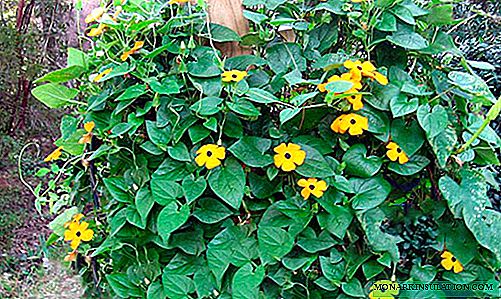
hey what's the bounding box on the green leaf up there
[135,188,154,227]
[266,43,306,74]
[295,144,336,178]
[391,119,425,156]
[359,105,390,141]
[193,197,233,224]
[317,205,353,239]
[67,47,87,68]
[190,97,223,116]
[249,172,281,199]
[430,126,457,168]
[182,175,207,204]
[103,177,133,203]
[35,65,85,84]
[149,77,181,95]
[320,255,345,284]
[115,84,146,102]
[207,226,259,286]
[147,281,166,299]
[229,136,273,167]
[390,5,415,25]
[157,202,190,241]
[343,144,383,178]
[208,23,241,42]
[162,272,194,298]
[208,158,246,209]
[151,175,182,205]
[417,104,448,139]
[228,98,260,117]
[362,261,385,280]
[387,27,429,50]
[390,94,418,118]
[32,83,79,108]
[146,120,170,150]
[231,263,265,299]
[342,278,365,297]
[107,273,142,298]
[246,88,280,104]
[350,176,391,210]
[325,80,353,93]
[297,228,336,253]
[279,108,301,125]
[439,172,501,262]
[258,226,294,264]
[358,208,403,261]
[48,207,79,237]
[376,12,397,32]
[167,142,191,162]
[388,155,430,176]
[410,264,437,283]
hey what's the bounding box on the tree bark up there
[206,0,251,57]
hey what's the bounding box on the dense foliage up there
[30,0,500,298]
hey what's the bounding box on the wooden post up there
[205,0,251,57]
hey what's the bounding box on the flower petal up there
[281,160,296,172]
[81,229,94,242]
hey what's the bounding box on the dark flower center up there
[396,148,402,153]
[350,119,356,125]
[284,152,292,159]
[451,257,457,263]
[357,66,363,71]
[351,95,356,99]
[309,184,315,190]
[76,231,81,237]
[207,150,213,157]
[232,74,238,79]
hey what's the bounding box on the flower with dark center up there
[273,143,306,172]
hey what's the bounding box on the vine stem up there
[18,142,40,196]
[456,96,501,154]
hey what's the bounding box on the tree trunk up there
[205,0,251,57]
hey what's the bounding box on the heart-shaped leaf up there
[391,119,425,156]
[417,104,448,138]
[342,144,383,178]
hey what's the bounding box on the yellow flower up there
[64,213,85,229]
[93,68,112,82]
[273,143,306,172]
[120,41,145,61]
[44,146,64,162]
[85,7,105,23]
[64,220,94,250]
[87,23,107,37]
[441,251,464,273]
[195,144,226,169]
[352,0,365,3]
[368,280,400,299]
[386,142,409,164]
[330,114,368,136]
[168,0,190,4]
[221,70,248,83]
[297,178,328,199]
[64,250,78,262]
[343,60,388,85]
[79,121,95,144]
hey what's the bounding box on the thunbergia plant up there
[28,0,500,298]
